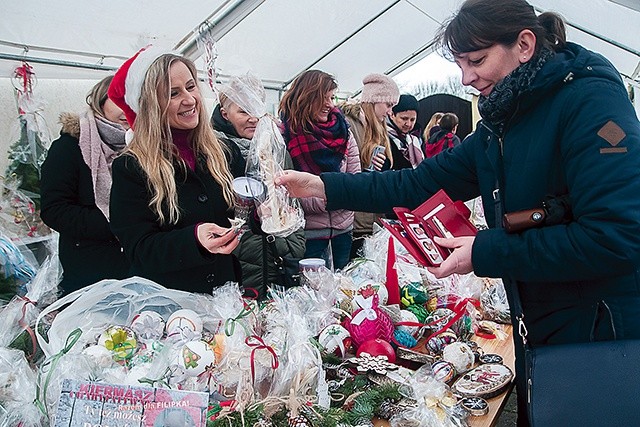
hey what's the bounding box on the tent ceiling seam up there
[281,0,402,89]
[533,6,640,57]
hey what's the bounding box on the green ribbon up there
[34,328,82,418]
[223,302,256,337]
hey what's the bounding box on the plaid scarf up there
[283,107,349,174]
[479,47,554,135]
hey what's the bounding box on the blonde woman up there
[340,73,399,257]
[108,47,245,292]
[423,111,444,142]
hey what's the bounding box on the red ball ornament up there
[356,338,396,363]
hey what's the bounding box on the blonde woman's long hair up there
[359,103,393,168]
[125,54,234,225]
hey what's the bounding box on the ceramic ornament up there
[165,309,203,342]
[400,282,429,307]
[396,309,420,336]
[351,280,389,309]
[177,340,217,377]
[424,307,456,334]
[130,310,165,341]
[356,338,396,363]
[82,344,116,368]
[425,329,458,354]
[442,341,475,373]
[318,324,352,357]
[431,360,456,383]
[97,325,138,362]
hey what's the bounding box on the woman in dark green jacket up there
[276,0,640,424]
[212,75,305,298]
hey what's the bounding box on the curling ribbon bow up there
[224,302,255,337]
[34,328,82,418]
[245,335,279,385]
[17,296,38,361]
[350,295,378,326]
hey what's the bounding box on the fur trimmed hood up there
[59,112,80,139]
[339,102,362,122]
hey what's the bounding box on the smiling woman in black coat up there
[108,47,245,293]
[40,76,130,294]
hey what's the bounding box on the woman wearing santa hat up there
[107,46,245,293]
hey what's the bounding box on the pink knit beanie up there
[360,73,400,105]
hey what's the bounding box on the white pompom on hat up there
[108,45,173,129]
[360,73,400,105]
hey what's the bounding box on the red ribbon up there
[392,297,486,348]
[245,335,279,386]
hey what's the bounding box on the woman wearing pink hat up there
[108,47,245,293]
[340,73,400,258]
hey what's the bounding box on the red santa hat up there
[108,45,171,129]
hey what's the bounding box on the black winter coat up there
[40,117,129,294]
[109,143,245,294]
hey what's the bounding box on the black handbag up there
[511,289,640,427]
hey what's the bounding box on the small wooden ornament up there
[349,352,398,375]
[479,353,503,364]
[459,396,489,416]
[452,363,514,398]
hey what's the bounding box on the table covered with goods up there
[0,224,514,427]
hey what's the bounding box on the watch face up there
[459,396,489,416]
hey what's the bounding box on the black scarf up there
[478,47,554,135]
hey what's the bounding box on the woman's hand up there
[274,170,326,200]
[196,223,240,254]
[426,235,475,278]
[371,151,387,171]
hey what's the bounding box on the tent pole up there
[0,53,116,71]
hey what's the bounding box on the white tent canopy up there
[1,0,639,94]
[1,0,638,175]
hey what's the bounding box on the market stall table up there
[468,325,515,427]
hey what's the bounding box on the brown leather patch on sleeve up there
[597,120,626,146]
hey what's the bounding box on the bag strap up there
[265,234,285,278]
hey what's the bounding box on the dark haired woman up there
[276,0,640,423]
[279,70,360,270]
